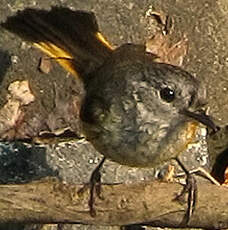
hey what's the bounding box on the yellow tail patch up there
[34,42,79,77]
[96,32,114,50]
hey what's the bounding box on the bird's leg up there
[78,157,106,217]
[174,157,197,226]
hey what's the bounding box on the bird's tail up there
[1,7,113,78]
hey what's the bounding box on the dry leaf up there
[146,33,188,67]
[38,56,52,74]
[0,80,35,139]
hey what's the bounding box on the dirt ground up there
[0,0,228,230]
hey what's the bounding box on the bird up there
[1,6,218,224]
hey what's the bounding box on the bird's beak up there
[180,109,219,133]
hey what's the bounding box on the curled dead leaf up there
[0,80,35,139]
[146,33,188,67]
[38,56,52,74]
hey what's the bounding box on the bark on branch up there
[0,178,227,229]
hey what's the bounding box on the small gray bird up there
[1,7,217,223]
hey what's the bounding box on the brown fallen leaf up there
[0,80,35,139]
[7,80,35,104]
[38,56,52,74]
[146,10,174,35]
[146,33,188,67]
[145,10,188,67]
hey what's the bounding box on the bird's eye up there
[160,87,175,103]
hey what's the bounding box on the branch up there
[0,178,227,229]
